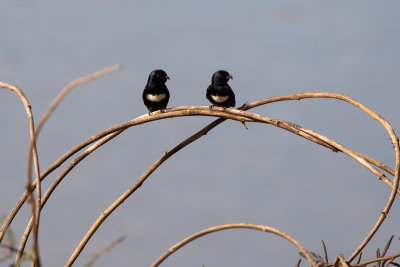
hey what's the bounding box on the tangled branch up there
[65,99,399,265]
[1,72,399,267]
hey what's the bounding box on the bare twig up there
[322,239,329,264]
[14,130,125,263]
[35,64,123,136]
[3,65,123,263]
[1,243,20,254]
[150,223,319,267]
[0,244,13,261]
[354,252,400,266]
[356,251,363,264]
[84,235,125,267]
[352,235,399,267]
[337,254,349,267]
[382,235,394,258]
[0,82,41,267]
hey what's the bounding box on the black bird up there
[142,69,170,113]
[206,70,235,109]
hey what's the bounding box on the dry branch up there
[2,66,123,265]
[35,64,122,136]
[1,90,398,266]
[13,64,123,264]
[233,95,400,262]
[14,130,125,263]
[0,82,41,266]
[355,252,400,266]
[84,235,125,266]
[150,223,319,267]
[65,99,398,265]
[337,254,350,267]
[2,93,397,250]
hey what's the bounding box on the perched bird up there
[142,69,170,113]
[206,70,235,109]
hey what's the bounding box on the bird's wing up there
[142,85,149,102]
[206,85,214,102]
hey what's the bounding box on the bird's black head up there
[148,69,170,84]
[211,70,233,85]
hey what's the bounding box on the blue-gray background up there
[1,1,400,266]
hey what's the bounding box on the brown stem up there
[0,82,41,267]
[150,223,318,267]
[5,65,123,263]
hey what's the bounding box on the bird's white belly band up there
[211,95,229,103]
[146,93,166,102]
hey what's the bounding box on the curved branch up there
[14,130,124,263]
[237,94,400,262]
[14,64,123,263]
[2,93,396,248]
[150,223,318,267]
[0,82,42,266]
[65,104,397,266]
[247,93,398,177]
[1,92,398,266]
[35,64,123,136]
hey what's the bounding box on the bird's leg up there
[209,105,214,110]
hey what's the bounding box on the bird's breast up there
[146,93,167,102]
[211,95,229,103]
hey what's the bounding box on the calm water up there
[1,1,400,266]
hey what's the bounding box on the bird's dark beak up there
[166,76,170,80]
[227,75,233,80]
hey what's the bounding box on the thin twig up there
[84,235,125,266]
[14,130,125,263]
[35,64,123,136]
[0,82,41,267]
[149,223,318,267]
[322,239,329,264]
[7,65,123,262]
[354,252,400,266]
[377,248,381,263]
[337,254,349,267]
[356,252,363,264]
[382,235,394,257]
[0,244,14,261]
[1,243,20,253]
